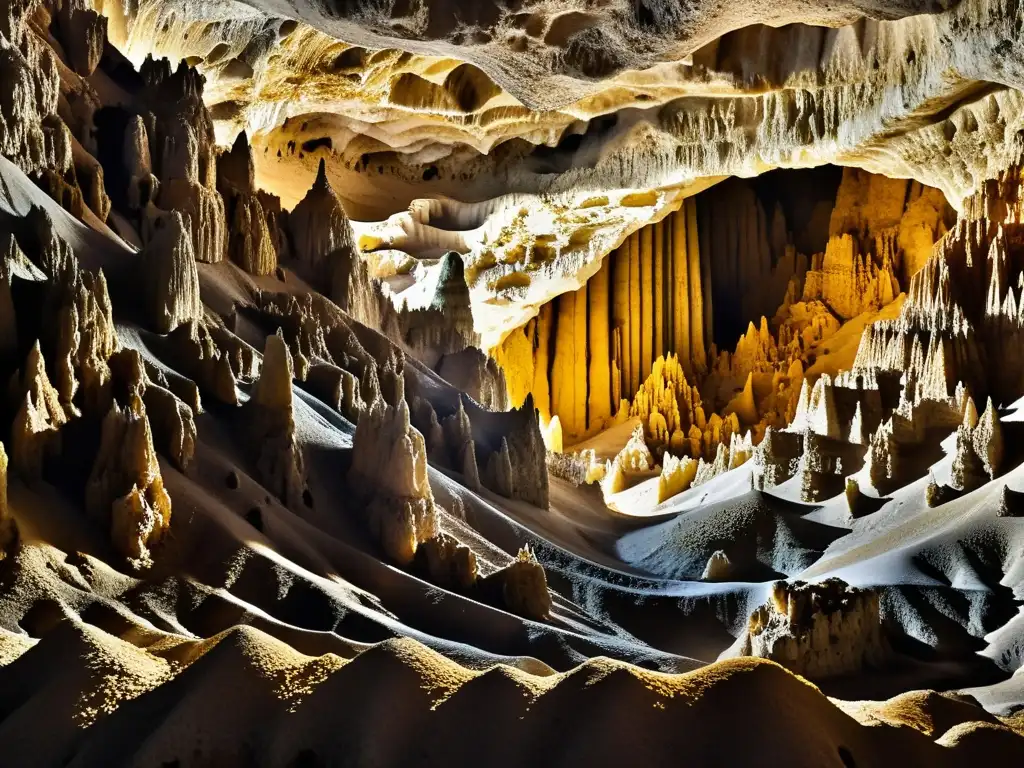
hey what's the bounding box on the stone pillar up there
[588,257,612,428]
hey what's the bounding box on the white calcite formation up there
[602,424,657,496]
[728,579,889,680]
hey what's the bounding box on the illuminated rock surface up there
[0,0,1022,765]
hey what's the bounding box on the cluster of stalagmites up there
[86,392,171,570]
[748,164,1024,505]
[0,0,559,629]
[349,360,438,566]
[0,3,71,181]
[0,210,201,569]
[252,287,546,510]
[728,579,889,680]
[348,362,550,620]
[599,420,752,504]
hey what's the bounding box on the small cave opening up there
[301,136,333,154]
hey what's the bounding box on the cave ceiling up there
[97,0,1024,345]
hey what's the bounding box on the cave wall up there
[496,200,706,439]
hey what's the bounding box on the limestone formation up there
[436,347,507,411]
[141,56,226,264]
[998,485,1024,518]
[398,253,480,365]
[158,321,255,405]
[731,579,888,680]
[0,442,16,557]
[349,371,437,566]
[483,546,551,622]
[546,449,604,487]
[217,132,277,276]
[496,205,706,441]
[108,348,196,472]
[288,159,358,290]
[602,424,656,496]
[416,532,478,591]
[701,550,731,582]
[658,453,698,503]
[10,342,68,481]
[143,211,202,334]
[925,479,963,509]
[0,24,70,176]
[86,396,172,569]
[243,333,306,509]
[54,0,107,77]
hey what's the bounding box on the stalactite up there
[654,219,665,362]
[551,283,588,438]
[628,231,641,397]
[612,241,631,404]
[532,301,553,423]
[588,257,612,428]
[687,198,706,372]
[673,201,691,370]
[640,223,654,380]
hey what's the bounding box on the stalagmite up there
[727,579,888,680]
[217,132,277,276]
[144,211,202,334]
[483,546,551,621]
[10,342,68,481]
[0,443,15,556]
[551,283,587,438]
[701,551,731,582]
[973,399,1004,480]
[658,453,698,503]
[86,396,172,569]
[349,366,437,565]
[243,333,306,508]
[287,158,356,287]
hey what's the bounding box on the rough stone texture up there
[243,332,306,508]
[728,579,889,680]
[348,367,438,566]
[483,546,551,622]
[143,211,202,334]
[0,441,16,557]
[10,342,68,481]
[217,132,277,276]
[86,396,172,569]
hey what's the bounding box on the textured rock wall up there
[495,202,706,440]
